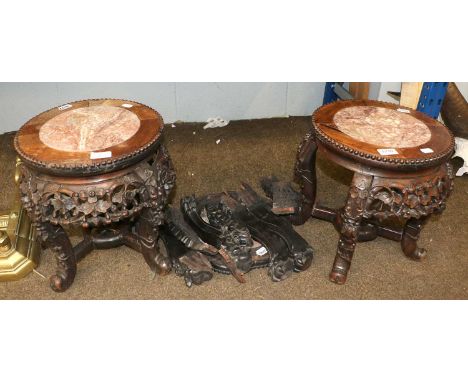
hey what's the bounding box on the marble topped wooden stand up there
[14,99,176,292]
[292,100,455,284]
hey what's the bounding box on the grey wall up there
[1,82,466,134]
[0,82,326,133]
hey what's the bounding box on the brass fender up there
[0,158,40,281]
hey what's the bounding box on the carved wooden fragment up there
[163,187,315,285]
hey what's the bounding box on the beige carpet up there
[1,117,467,299]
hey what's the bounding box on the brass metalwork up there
[0,208,40,281]
[0,160,40,281]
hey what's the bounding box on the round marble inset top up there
[39,105,141,152]
[333,106,431,148]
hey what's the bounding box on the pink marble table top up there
[39,106,141,152]
[333,106,431,148]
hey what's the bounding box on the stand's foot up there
[178,251,213,287]
[153,252,172,275]
[329,270,347,285]
[330,228,357,285]
[38,223,76,292]
[329,173,373,285]
[329,235,355,284]
[401,218,427,261]
[136,207,171,276]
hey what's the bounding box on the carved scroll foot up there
[329,174,372,284]
[136,207,171,276]
[269,257,294,282]
[153,251,172,276]
[292,248,314,272]
[178,251,213,287]
[38,223,76,292]
[401,218,427,261]
[329,242,353,284]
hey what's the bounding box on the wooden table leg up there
[291,131,318,225]
[38,222,76,292]
[401,217,428,260]
[329,173,373,284]
[136,207,171,276]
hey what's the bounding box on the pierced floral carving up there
[19,145,176,230]
[365,163,454,221]
[17,144,176,291]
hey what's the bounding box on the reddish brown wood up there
[348,82,370,100]
[401,217,428,260]
[294,99,455,284]
[290,131,318,225]
[330,173,372,284]
[15,99,175,292]
[40,222,77,291]
[313,99,454,171]
[14,99,164,176]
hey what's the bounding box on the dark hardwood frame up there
[15,99,176,292]
[292,100,455,284]
[14,99,164,176]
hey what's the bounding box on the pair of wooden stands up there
[11,98,454,291]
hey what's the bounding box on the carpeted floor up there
[1,117,467,299]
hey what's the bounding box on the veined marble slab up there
[39,106,140,152]
[333,106,431,148]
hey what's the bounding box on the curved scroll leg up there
[334,213,378,242]
[290,131,318,226]
[136,207,171,276]
[38,222,76,292]
[269,256,295,282]
[401,217,427,260]
[329,173,372,284]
